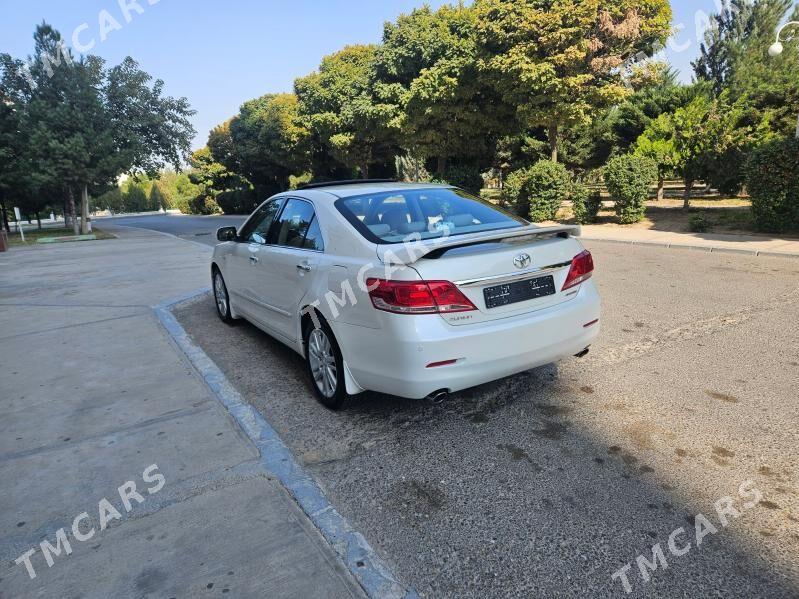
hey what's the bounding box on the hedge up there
[745,138,799,233]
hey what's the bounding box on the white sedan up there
[211,181,600,409]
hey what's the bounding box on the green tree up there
[149,182,167,211]
[612,64,693,152]
[694,0,798,138]
[3,24,195,235]
[296,45,399,179]
[634,113,681,201]
[227,93,308,193]
[0,54,34,232]
[474,0,672,162]
[693,0,792,94]
[374,4,513,175]
[189,147,255,214]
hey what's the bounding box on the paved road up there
[101,214,246,246]
[175,241,799,598]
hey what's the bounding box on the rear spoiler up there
[377,225,581,266]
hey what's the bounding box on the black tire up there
[303,317,347,410]
[212,268,236,325]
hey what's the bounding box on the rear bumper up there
[335,281,601,399]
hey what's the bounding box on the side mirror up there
[217,226,237,242]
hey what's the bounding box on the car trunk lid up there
[378,228,586,325]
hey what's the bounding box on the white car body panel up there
[212,183,601,400]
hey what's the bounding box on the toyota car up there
[211,181,600,409]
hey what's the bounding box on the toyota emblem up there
[513,253,532,269]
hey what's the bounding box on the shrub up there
[745,138,799,233]
[189,195,222,215]
[216,188,258,215]
[97,188,124,213]
[688,214,710,233]
[570,183,602,225]
[603,155,657,224]
[505,160,571,222]
[123,185,149,213]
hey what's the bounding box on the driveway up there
[173,240,799,598]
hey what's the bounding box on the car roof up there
[303,181,453,199]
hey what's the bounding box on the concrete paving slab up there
[0,228,370,599]
[0,476,363,598]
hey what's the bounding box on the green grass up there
[6,227,115,246]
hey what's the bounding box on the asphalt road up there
[101,214,246,246]
[125,215,799,597]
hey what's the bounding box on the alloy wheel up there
[214,273,228,317]
[308,328,337,398]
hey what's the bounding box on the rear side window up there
[335,188,527,244]
[303,217,324,251]
[270,198,324,251]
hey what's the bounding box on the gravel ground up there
[174,241,799,598]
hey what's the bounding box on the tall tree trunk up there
[656,176,665,202]
[548,123,559,163]
[0,197,9,233]
[360,162,369,180]
[437,155,447,177]
[68,188,79,235]
[682,178,694,211]
[80,185,90,235]
[36,214,42,230]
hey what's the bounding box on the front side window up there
[239,199,283,244]
[335,188,527,244]
[271,199,324,251]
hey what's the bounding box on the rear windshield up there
[334,187,528,244]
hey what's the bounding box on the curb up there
[37,234,97,244]
[154,290,417,599]
[580,236,799,258]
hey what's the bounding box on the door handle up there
[296,263,312,272]
[249,256,259,264]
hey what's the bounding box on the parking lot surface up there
[175,241,799,598]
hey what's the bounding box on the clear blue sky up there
[0,1,755,149]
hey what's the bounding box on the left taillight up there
[366,278,477,315]
[562,250,594,291]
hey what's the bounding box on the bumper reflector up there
[426,359,458,369]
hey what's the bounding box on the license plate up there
[483,275,556,309]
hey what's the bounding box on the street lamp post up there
[768,21,799,139]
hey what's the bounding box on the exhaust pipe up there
[427,389,449,404]
[574,348,590,358]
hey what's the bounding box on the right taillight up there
[366,278,477,315]
[562,250,594,291]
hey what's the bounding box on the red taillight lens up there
[562,250,594,291]
[366,279,476,314]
